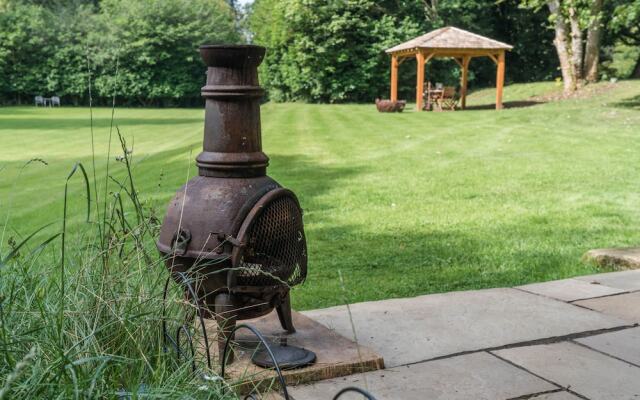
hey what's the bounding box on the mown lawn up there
[1,81,640,310]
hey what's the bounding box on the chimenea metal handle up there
[171,228,191,256]
[222,234,244,248]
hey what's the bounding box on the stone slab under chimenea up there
[202,311,384,393]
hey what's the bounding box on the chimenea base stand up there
[251,339,317,369]
[213,292,316,369]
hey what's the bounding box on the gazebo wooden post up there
[496,51,505,110]
[390,55,399,102]
[416,51,425,111]
[460,55,470,109]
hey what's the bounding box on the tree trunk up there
[584,0,602,82]
[632,56,640,79]
[423,0,439,22]
[548,0,577,92]
[568,4,584,84]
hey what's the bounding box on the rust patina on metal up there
[157,45,309,365]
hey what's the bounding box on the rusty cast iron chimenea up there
[157,45,314,367]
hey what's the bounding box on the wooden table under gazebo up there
[386,26,512,111]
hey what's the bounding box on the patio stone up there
[528,391,582,399]
[576,327,640,366]
[584,247,640,269]
[517,278,625,302]
[575,269,640,291]
[201,311,383,392]
[494,342,640,400]
[573,292,640,323]
[285,352,557,400]
[303,288,626,367]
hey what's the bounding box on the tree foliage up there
[609,0,640,44]
[0,0,239,106]
[248,0,423,102]
[0,2,52,103]
[0,0,636,105]
[608,0,640,77]
[521,0,605,92]
[248,0,558,103]
[95,0,240,106]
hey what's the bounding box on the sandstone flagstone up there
[303,288,626,367]
[285,352,556,400]
[201,311,383,391]
[494,342,640,400]
[574,292,640,323]
[529,391,583,399]
[577,327,640,366]
[517,278,625,302]
[575,269,640,291]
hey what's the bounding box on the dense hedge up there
[0,0,239,106]
[247,0,558,103]
[2,0,633,106]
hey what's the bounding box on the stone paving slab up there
[303,288,626,367]
[574,292,640,323]
[283,352,557,400]
[517,278,626,302]
[575,269,640,291]
[494,342,640,400]
[584,247,640,269]
[576,327,640,366]
[202,311,383,393]
[529,391,582,399]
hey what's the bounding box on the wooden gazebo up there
[386,27,513,110]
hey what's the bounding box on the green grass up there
[2,80,640,312]
[2,80,640,398]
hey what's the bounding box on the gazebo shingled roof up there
[386,26,513,110]
[386,26,513,54]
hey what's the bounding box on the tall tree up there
[248,0,554,103]
[609,0,640,78]
[0,0,242,105]
[584,0,602,81]
[97,0,240,106]
[547,0,575,91]
[524,0,604,93]
[248,0,424,102]
[0,2,54,103]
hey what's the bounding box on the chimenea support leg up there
[252,291,315,369]
[276,292,296,333]
[215,293,237,364]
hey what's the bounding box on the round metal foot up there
[251,343,316,370]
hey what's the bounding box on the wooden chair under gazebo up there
[386,26,513,111]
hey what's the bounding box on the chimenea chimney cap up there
[199,44,265,68]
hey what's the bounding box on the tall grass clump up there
[0,129,239,398]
